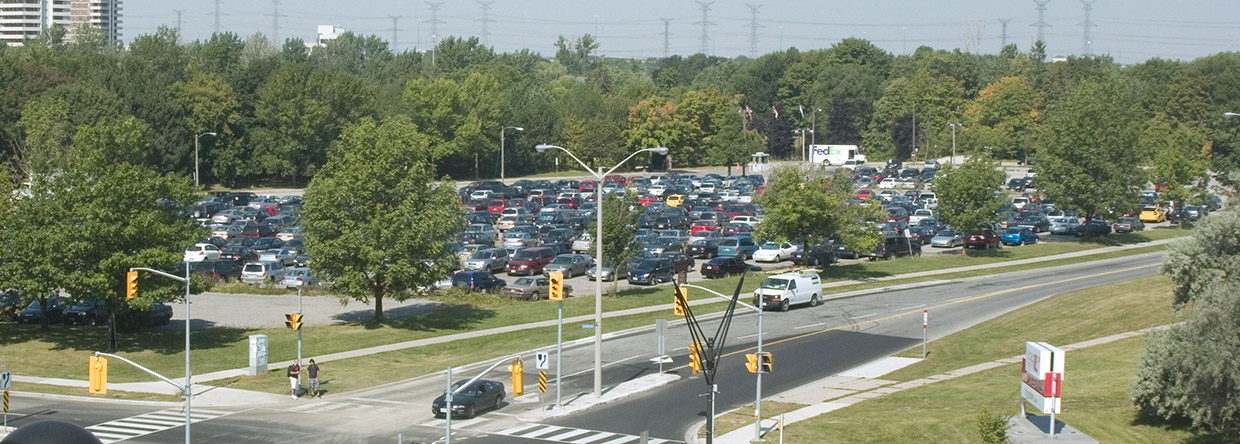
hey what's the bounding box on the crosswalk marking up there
[493,424,676,444]
[86,408,234,443]
[420,417,492,428]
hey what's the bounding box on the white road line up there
[519,425,567,438]
[571,432,618,443]
[897,304,926,311]
[544,429,594,441]
[499,424,542,435]
[737,332,770,340]
[853,313,878,319]
[349,397,409,405]
[563,355,640,378]
[598,435,640,444]
[794,322,826,329]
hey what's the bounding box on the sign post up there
[1021,342,1066,437]
[922,310,928,359]
[2,366,10,430]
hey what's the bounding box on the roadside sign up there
[0,370,10,390]
[581,323,595,329]
[534,352,549,370]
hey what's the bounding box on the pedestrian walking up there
[288,361,301,399]
[306,359,321,397]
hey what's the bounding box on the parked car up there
[259,248,297,266]
[183,243,222,262]
[868,235,921,260]
[965,227,1002,250]
[752,242,797,263]
[187,259,244,281]
[276,226,303,242]
[543,254,592,277]
[700,256,755,279]
[250,237,285,253]
[506,247,556,276]
[791,243,837,266]
[432,379,505,419]
[1002,227,1040,246]
[687,240,720,259]
[241,261,288,284]
[571,233,594,253]
[752,271,822,311]
[1017,216,1051,233]
[502,276,573,301]
[502,232,539,249]
[929,230,965,248]
[17,297,67,324]
[1112,217,1145,233]
[62,299,109,326]
[586,258,637,282]
[661,252,695,274]
[718,236,759,259]
[1139,206,1167,223]
[279,268,317,287]
[463,248,511,273]
[122,301,173,327]
[627,258,674,285]
[451,271,507,293]
[1048,217,1082,235]
[1073,219,1113,237]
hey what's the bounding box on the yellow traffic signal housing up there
[88,355,108,395]
[509,358,524,396]
[687,342,703,374]
[673,286,688,316]
[745,353,758,373]
[285,313,303,331]
[548,272,564,301]
[760,352,773,373]
[126,271,138,300]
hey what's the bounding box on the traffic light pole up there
[297,287,303,369]
[129,265,191,444]
[683,283,764,442]
[674,276,746,444]
[556,299,563,409]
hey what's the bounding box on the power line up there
[694,1,714,55]
[1031,0,1052,44]
[744,4,763,58]
[999,18,1011,48]
[660,17,673,58]
[1079,0,1096,57]
[475,0,494,47]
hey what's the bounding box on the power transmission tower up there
[1079,0,1096,57]
[173,9,184,35]
[999,18,1011,48]
[388,16,402,50]
[210,0,227,35]
[660,18,673,58]
[426,2,444,65]
[744,4,763,58]
[268,0,285,42]
[1030,0,1051,44]
[475,0,494,47]
[694,1,714,56]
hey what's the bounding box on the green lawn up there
[779,274,1204,443]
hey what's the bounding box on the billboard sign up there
[1020,341,1065,414]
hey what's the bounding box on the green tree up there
[301,116,462,323]
[1134,212,1240,438]
[402,72,503,178]
[754,165,883,258]
[554,34,598,76]
[587,191,643,294]
[863,71,967,161]
[1141,114,1211,205]
[965,76,1042,161]
[1036,78,1145,229]
[931,158,1007,243]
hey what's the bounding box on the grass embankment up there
[776,274,1198,443]
[0,229,1183,398]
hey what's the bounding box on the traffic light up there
[687,341,702,374]
[673,286,687,317]
[285,312,303,331]
[548,272,564,301]
[88,355,108,395]
[508,358,524,396]
[126,271,138,300]
[760,352,773,373]
[745,353,758,373]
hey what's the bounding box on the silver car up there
[279,267,316,287]
[929,230,964,248]
[463,248,510,273]
[259,248,297,266]
[1049,217,1081,235]
[241,261,287,284]
[542,254,592,277]
[503,232,539,249]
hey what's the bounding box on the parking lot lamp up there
[947,123,962,166]
[194,132,218,187]
[501,126,524,180]
[534,144,668,398]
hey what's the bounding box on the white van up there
[753,270,822,311]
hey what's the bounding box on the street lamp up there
[811,108,822,146]
[947,123,962,166]
[500,126,524,181]
[534,143,668,398]
[1225,112,1240,117]
[194,132,218,187]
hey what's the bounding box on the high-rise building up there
[0,0,122,47]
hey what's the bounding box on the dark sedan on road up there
[700,256,755,279]
[432,379,505,419]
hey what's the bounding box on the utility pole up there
[1031,0,1052,45]
[268,0,285,43]
[388,16,401,50]
[999,18,1012,49]
[475,0,494,47]
[210,0,225,35]
[745,4,763,59]
[660,18,672,58]
[1079,0,1096,57]
[695,1,714,56]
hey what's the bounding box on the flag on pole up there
[772,106,779,119]
[799,105,805,119]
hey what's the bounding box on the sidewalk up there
[11,237,1173,406]
[708,326,1165,444]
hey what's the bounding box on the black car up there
[1018,216,1051,233]
[868,235,921,260]
[63,299,110,326]
[17,297,67,324]
[1073,219,1112,236]
[627,258,674,285]
[219,245,259,263]
[458,232,496,247]
[687,240,720,259]
[188,259,245,281]
[792,243,837,266]
[700,256,754,278]
[432,379,506,419]
[250,237,285,253]
[1007,178,1028,191]
[118,301,174,327]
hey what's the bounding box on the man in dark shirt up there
[288,361,301,399]
[306,359,321,397]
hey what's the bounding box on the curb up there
[7,390,182,408]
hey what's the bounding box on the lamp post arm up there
[130,267,188,283]
[601,148,662,177]
[544,146,599,178]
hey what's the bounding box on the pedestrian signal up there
[88,355,108,395]
[760,352,773,373]
[509,358,524,396]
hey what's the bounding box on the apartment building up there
[0,0,122,46]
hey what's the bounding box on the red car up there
[856,189,875,200]
[661,252,695,274]
[579,180,597,191]
[604,175,629,186]
[506,247,556,276]
[965,227,1001,250]
[487,199,508,214]
[639,195,661,206]
[691,220,719,234]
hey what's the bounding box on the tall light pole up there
[194,132,218,187]
[1225,112,1240,117]
[811,108,821,145]
[500,126,523,181]
[535,143,669,398]
[948,123,962,166]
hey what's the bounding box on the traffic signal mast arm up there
[673,276,746,385]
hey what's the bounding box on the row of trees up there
[2,26,1238,192]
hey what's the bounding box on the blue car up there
[1001,227,1040,246]
[717,236,759,259]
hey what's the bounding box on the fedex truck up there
[809,144,866,166]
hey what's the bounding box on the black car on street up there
[432,379,505,419]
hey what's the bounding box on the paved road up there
[5,251,1162,443]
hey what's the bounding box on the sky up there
[121,0,1240,63]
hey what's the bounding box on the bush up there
[975,408,1011,444]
